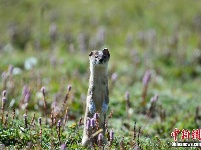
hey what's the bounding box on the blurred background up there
[0,0,201,148]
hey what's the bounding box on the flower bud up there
[110,129,114,141]
[68,84,72,92]
[2,90,6,97]
[90,118,95,128]
[142,70,151,86]
[98,133,103,141]
[57,120,61,127]
[93,113,100,120]
[86,118,91,130]
[38,117,42,126]
[41,87,46,95]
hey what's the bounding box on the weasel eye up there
[95,55,98,58]
[103,55,106,59]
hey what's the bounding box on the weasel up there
[82,48,110,146]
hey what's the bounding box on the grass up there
[0,0,201,149]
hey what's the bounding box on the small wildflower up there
[93,112,100,120]
[2,96,6,106]
[90,118,95,128]
[110,129,114,142]
[38,117,42,126]
[141,70,151,106]
[8,64,14,75]
[98,133,103,141]
[60,143,66,150]
[142,70,151,86]
[24,93,31,103]
[67,84,72,92]
[23,113,27,118]
[125,91,130,101]
[1,96,6,123]
[22,85,29,96]
[41,86,46,95]
[111,73,118,82]
[57,120,61,127]
[150,94,158,103]
[2,90,6,97]
[98,133,104,146]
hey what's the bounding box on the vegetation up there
[0,0,201,149]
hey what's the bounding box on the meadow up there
[0,0,201,149]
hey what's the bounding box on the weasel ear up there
[103,48,108,52]
[89,51,93,56]
[103,48,110,57]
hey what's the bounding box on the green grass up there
[0,0,201,149]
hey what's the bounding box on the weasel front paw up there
[89,100,96,114]
[101,101,108,114]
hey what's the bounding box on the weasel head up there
[89,48,110,67]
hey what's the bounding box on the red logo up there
[171,128,201,141]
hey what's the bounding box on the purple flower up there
[90,118,95,128]
[93,113,100,120]
[57,120,61,127]
[22,85,29,96]
[98,133,103,141]
[24,93,31,103]
[8,64,14,75]
[2,97,6,104]
[41,87,46,95]
[110,129,114,141]
[23,113,27,119]
[2,90,6,97]
[111,73,118,82]
[142,70,151,86]
[38,117,42,126]
[150,94,158,103]
[125,91,130,101]
[60,143,66,150]
[68,84,72,92]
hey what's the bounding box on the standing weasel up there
[82,48,110,146]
